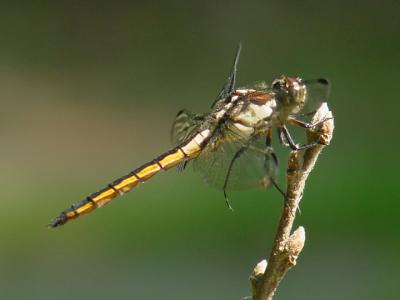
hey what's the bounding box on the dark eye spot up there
[317,78,329,85]
[272,81,282,91]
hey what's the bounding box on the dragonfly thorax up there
[214,89,277,139]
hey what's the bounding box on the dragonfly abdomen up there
[49,129,211,228]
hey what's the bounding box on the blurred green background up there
[1,1,399,299]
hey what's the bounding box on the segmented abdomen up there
[49,129,211,227]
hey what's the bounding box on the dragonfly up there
[49,45,330,228]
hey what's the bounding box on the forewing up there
[211,44,242,108]
[193,136,278,191]
[300,78,330,114]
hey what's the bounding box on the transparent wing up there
[171,109,205,145]
[210,44,242,108]
[193,134,278,191]
[300,78,330,114]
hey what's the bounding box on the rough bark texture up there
[250,103,334,300]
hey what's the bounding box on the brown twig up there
[250,103,334,300]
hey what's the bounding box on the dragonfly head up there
[272,76,307,115]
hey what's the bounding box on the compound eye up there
[272,80,283,91]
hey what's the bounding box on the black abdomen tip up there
[48,213,67,228]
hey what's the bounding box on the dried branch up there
[250,103,334,300]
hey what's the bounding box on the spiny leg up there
[248,138,286,202]
[287,116,333,129]
[277,126,290,147]
[265,127,272,147]
[280,125,322,151]
[264,128,286,197]
[176,161,188,172]
[263,132,299,217]
[291,110,317,118]
[222,146,247,210]
[269,177,286,200]
[265,127,281,174]
[262,146,286,200]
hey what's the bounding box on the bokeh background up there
[1,1,399,299]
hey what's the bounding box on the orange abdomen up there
[49,129,211,227]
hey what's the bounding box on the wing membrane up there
[211,44,242,108]
[300,78,330,114]
[171,109,205,145]
[193,134,278,191]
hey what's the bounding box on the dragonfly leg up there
[262,147,285,199]
[269,177,287,200]
[223,190,234,211]
[176,161,188,172]
[280,125,322,151]
[222,146,247,210]
[265,127,272,147]
[290,110,316,117]
[277,126,290,147]
[265,127,280,168]
[287,116,333,129]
